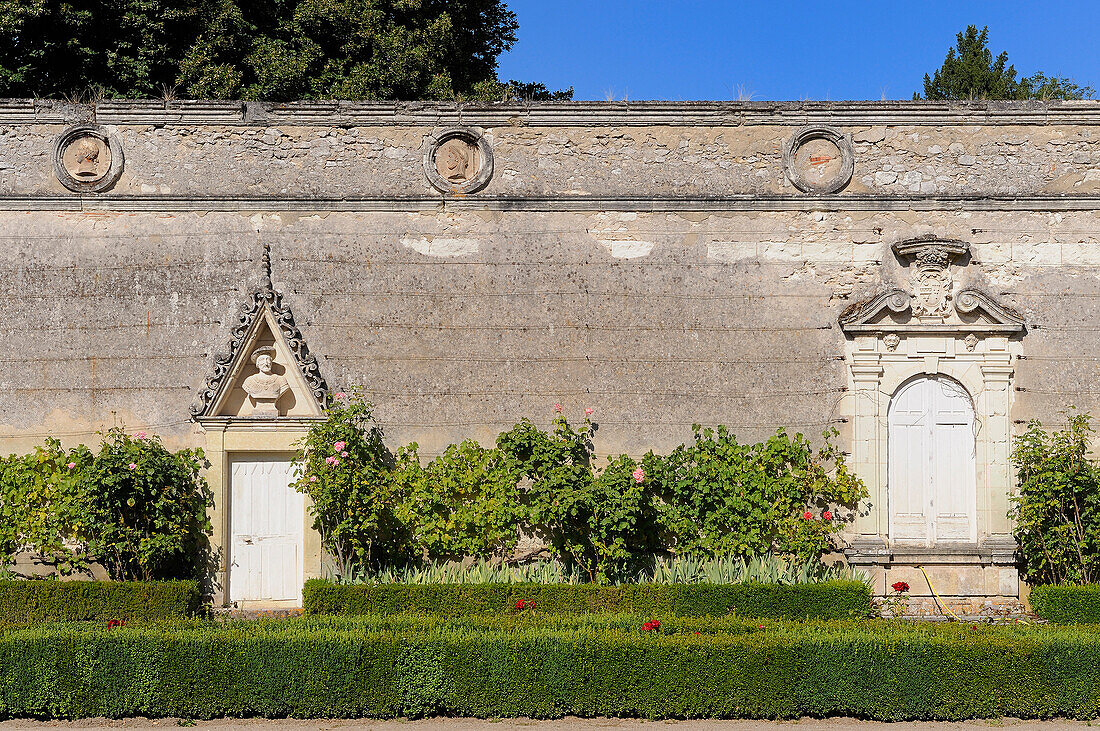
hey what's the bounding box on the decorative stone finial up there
[260,242,273,292]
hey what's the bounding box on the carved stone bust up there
[242,345,289,417]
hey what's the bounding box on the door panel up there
[888,377,976,545]
[230,458,304,603]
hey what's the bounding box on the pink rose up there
[134,431,147,439]
[309,475,318,483]
[128,463,137,470]
[803,511,812,520]
[632,467,645,484]
[341,451,348,457]
[325,455,336,465]
[584,407,594,416]
[335,392,346,399]
[333,441,346,452]
[332,458,340,466]
[554,403,563,413]
[67,462,76,470]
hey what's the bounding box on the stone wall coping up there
[3,98,1100,127]
[6,193,1100,212]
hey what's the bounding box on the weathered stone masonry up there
[4,99,1100,605]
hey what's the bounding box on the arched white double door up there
[888,376,977,544]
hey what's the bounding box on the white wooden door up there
[888,377,976,544]
[230,457,305,603]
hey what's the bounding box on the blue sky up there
[495,1,1100,101]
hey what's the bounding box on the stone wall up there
[1,100,1099,461]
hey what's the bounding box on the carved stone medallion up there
[54,125,124,193]
[783,125,855,194]
[883,333,901,351]
[423,127,494,194]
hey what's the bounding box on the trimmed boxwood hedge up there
[1,617,1099,720]
[302,580,872,620]
[0,580,201,622]
[1030,584,1100,624]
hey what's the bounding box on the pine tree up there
[916,25,1092,101]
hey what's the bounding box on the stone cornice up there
[6,193,1100,213]
[4,98,1100,127]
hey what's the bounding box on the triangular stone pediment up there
[191,245,328,420]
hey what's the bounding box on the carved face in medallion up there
[61,135,111,181]
[435,137,478,183]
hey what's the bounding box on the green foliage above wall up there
[0,0,571,101]
[916,25,1094,100]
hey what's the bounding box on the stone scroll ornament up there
[782,125,855,194]
[838,236,1025,336]
[423,127,494,194]
[54,125,125,193]
[190,243,329,418]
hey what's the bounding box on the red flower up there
[642,619,660,632]
[822,510,833,521]
[106,619,126,629]
[514,600,524,610]
[891,581,910,593]
[803,511,813,520]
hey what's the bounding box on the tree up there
[916,25,1093,101]
[0,0,571,101]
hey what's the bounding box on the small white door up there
[888,376,977,544]
[230,457,305,604]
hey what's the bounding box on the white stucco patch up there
[400,237,480,257]
[598,239,655,259]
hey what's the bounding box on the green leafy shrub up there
[398,440,524,561]
[0,579,200,622]
[294,399,866,583]
[0,439,94,574]
[497,415,664,581]
[1029,584,1100,624]
[302,579,872,620]
[293,392,410,575]
[1,429,212,582]
[1011,413,1100,585]
[2,617,1100,720]
[84,429,212,581]
[653,426,865,560]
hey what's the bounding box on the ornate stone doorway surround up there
[839,236,1024,601]
[192,244,329,607]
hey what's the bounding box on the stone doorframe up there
[197,419,323,606]
[838,236,1024,596]
[191,243,331,606]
